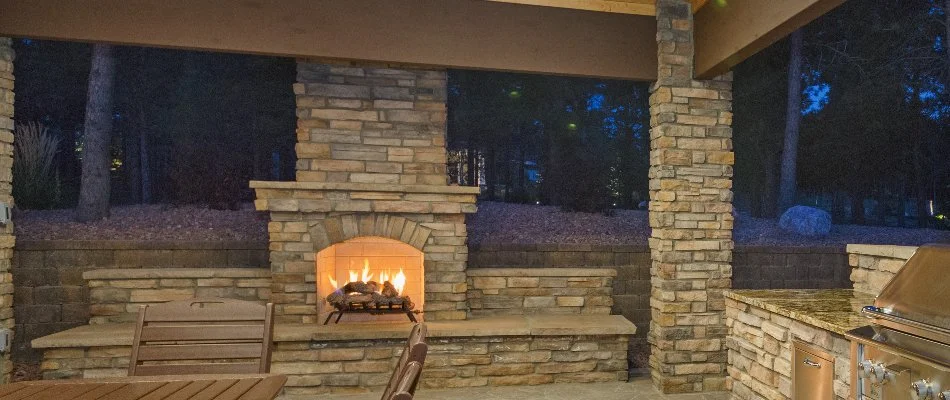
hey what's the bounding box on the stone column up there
[648,0,734,394]
[0,37,15,383]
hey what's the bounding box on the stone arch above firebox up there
[310,214,433,253]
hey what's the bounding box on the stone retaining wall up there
[470,243,849,369]
[0,36,16,383]
[466,268,614,317]
[277,335,629,398]
[846,244,916,295]
[11,240,267,361]
[85,268,272,324]
[725,297,851,400]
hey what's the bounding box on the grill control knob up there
[912,380,934,400]
[859,360,875,378]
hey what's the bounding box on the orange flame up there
[328,260,406,294]
[361,259,373,282]
[393,269,406,295]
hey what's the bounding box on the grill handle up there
[862,306,950,338]
[802,358,822,368]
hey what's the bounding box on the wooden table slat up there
[236,376,287,400]
[72,383,128,400]
[134,381,191,400]
[27,382,101,400]
[152,380,216,400]
[0,374,285,400]
[0,383,27,397]
[211,379,259,400]
[1,385,50,400]
[98,381,168,400]
[185,379,239,400]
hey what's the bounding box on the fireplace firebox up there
[316,236,424,323]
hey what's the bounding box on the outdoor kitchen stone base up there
[32,315,636,397]
[725,290,874,400]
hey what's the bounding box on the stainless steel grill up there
[847,244,950,400]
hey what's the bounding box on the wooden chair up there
[128,297,275,376]
[387,361,424,400]
[380,323,428,400]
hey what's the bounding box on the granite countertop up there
[725,289,877,335]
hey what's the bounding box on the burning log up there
[342,281,378,294]
[381,281,399,298]
[326,279,415,313]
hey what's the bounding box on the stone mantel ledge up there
[83,267,271,280]
[250,181,479,214]
[249,181,481,195]
[725,289,875,335]
[33,315,636,349]
[846,244,918,259]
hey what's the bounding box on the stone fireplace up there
[250,61,479,323]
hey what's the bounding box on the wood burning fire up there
[323,259,418,324]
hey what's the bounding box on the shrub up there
[12,122,62,209]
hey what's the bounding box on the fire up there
[326,259,407,295]
[392,269,406,295]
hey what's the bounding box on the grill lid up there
[864,244,950,343]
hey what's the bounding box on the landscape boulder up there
[779,206,832,237]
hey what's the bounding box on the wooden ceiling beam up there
[694,0,845,78]
[0,0,659,80]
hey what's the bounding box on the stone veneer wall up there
[466,268,615,316]
[11,240,267,362]
[39,334,630,396]
[846,244,916,295]
[0,37,15,383]
[84,268,271,324]
[725,297,851,400]
[648,0,734,393]
[292,62,448,185]
[470,244,849,370]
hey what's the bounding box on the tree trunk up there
[76,44,117,221]
[778,29,804,213]
[486,146,496,200]
[124,125,142,203]
[466,148,477,186]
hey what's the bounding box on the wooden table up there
[0,374,287,400]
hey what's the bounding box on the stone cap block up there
[32,315,637,349]
[466,268,616,277]
[17,240,266,251]
[846,244,917,260]
[83,268,271,281]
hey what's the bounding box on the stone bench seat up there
[34,314,636,348]
[33,315,636,395]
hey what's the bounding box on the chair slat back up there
[388,361,423,400]
[128,298,275,376]
[381,324,427,400]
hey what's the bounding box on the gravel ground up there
[468,202,950,247]
[14,201,950,246]
[14,204,268,242]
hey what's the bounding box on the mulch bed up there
[14,201,950,246]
